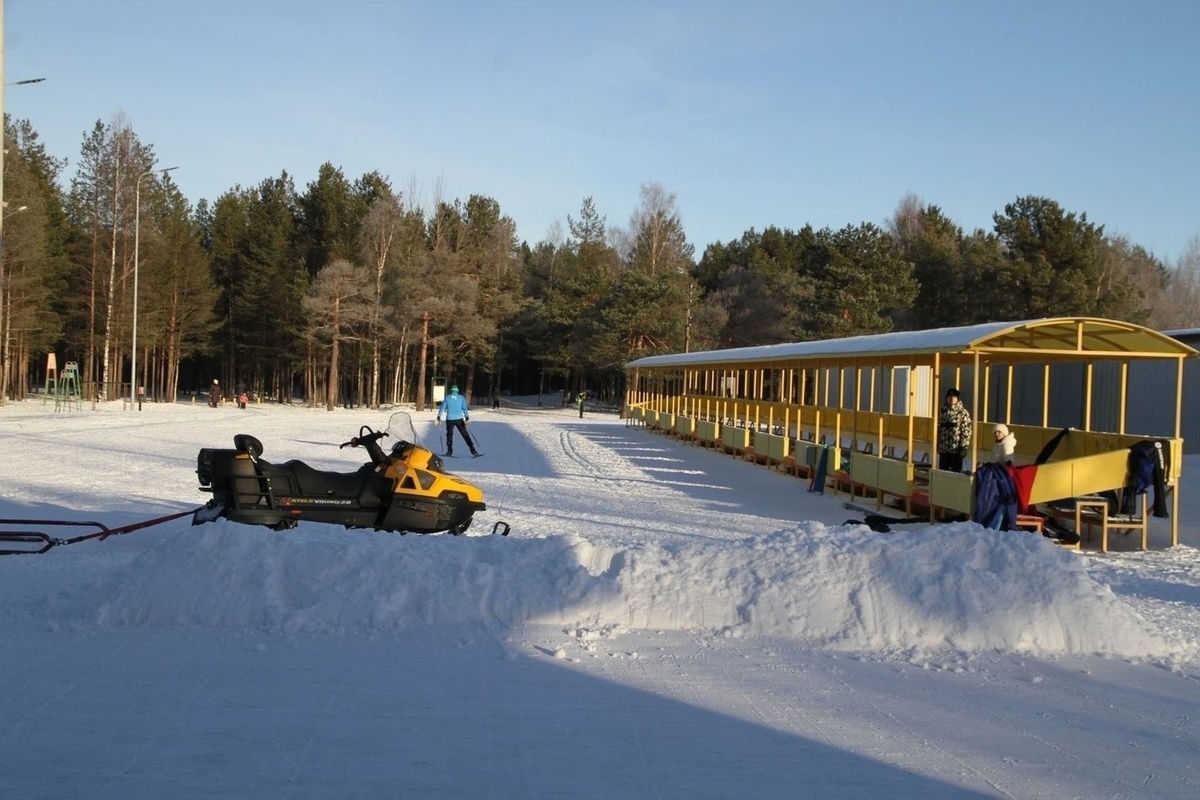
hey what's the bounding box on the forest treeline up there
[2,114,1197,409]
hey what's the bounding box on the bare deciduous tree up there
[1153,236,1200,330]
[887,192,926,246]
[66,114,156,400]
[359,193,404,407]
[627,182,694,276]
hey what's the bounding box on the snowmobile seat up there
[263,460,379,500]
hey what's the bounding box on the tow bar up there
[0,509,201,555]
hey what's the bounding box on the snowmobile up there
[193,412,504,536]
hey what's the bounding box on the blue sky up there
[6,0,1198,260]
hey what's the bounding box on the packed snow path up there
[2,400,1199,798]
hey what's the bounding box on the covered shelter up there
[625,317,1197,549]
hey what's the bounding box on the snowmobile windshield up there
[385,411,421,454]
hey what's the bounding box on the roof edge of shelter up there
[626,317,1199,369]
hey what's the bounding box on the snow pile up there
[559,522,1183,659]
[43,518,1182,660]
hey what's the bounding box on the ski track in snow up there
[3,399,1200,798]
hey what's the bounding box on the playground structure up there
[625,318,1197,551]
[42,354,82,412]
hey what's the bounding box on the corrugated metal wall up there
[873,366,933,417]
[978,331,1199,454]
[1126,332,1200,453]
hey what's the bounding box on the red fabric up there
[1006,464,1039,513]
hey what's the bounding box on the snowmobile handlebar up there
[339,426,390,465]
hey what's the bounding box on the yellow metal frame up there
[626,317,1197,548]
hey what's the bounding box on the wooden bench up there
[1042,495,1148,553]
[1015,514,1045,533]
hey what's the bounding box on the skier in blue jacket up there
[436,385,479,457]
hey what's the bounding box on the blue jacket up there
[438,392,470,421]
[1122,439,1169,518]
[974,463,1018,530]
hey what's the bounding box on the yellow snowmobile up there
[193,413,504,536]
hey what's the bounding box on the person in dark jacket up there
[436,385,479,457]
[937,388,972,472]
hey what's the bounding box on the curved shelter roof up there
[626,318,1199,369]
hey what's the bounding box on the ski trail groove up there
[283,640,370,795]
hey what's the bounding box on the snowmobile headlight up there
[440,490,467,502]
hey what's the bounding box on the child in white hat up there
[991,423,1016,465]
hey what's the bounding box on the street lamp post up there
[0,203,27,402]
[0,0,47,404]
[131,166,177,409]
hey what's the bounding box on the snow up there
[627,319,1028,367]
[625,317,1197,367]
[3,397,1200,798]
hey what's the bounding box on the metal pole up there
[132,171,149,407]
[0,0,6,406]
[0,2,38,405]
[0,0,46,403]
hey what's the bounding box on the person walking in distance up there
[577,391,586,419]
[436,385,479,457]
[937,388,972,472]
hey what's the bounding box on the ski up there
[472,453,485,458]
